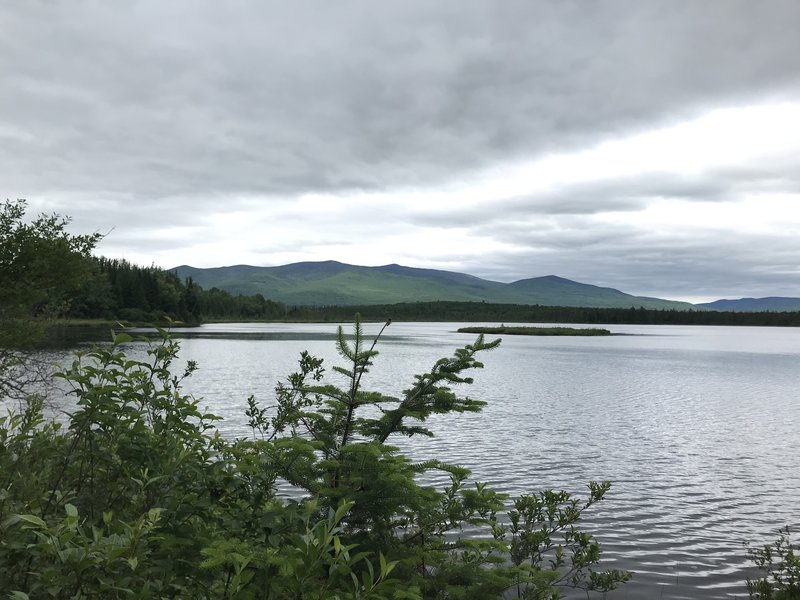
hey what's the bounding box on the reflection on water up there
[13,322,800,599]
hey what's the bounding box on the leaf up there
[379,552,387,576]
[334,501,354,524]
[362,568,374,591]
[112,332,133,344]
[16,514,46,528]
[2,515,22,529]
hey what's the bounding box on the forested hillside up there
[171,262,699,310]
[65,266,800,327]
[55,260,800,328]
[65,258,287,324]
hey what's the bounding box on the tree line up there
[66,257,287,324]
[55,262,800,327]
[289,301,800,327]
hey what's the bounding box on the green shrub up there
[748,527,800,600]
[0,318,629,599]
[241,316,630,598]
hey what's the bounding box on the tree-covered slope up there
[171,261,697,309]
[506,275,697,309]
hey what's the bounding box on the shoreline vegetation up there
[457,325,612,336]
[43,299,800,335]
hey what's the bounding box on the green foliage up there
[66,257,203,324]
[195,289,286,322]
[504,482,631,598]
[748,527,800,600]
[248,315,630,598]
[0,199,101,330]
[0,201,286,327]
[1,199,102,402]
[1,329,376,598]
[1,316,630,599]
[65,257,289,324]
[171,262,695,310]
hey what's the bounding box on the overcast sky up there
[3,1,800,302]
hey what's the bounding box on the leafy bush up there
[748,527,800,600]
[0,319,629,599]
[1,199,102,404]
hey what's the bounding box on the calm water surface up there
[48,323,800,598]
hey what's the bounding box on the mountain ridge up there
[171,261,700,310]
[697,296,800,312]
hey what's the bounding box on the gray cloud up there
[4,1,800,199]
[446,227,800,301]
[406,173,738,230]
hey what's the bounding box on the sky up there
[3,1,800,303]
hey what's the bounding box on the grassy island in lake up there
[457,325,612,336]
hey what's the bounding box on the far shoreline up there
[456,325,612,336]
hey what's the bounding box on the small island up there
[457,325,612,336]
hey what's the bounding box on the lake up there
[40,322,800,598]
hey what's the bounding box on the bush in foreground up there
[748,527,800,600]
[0,319,629,599]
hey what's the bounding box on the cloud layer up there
[3,1,800,301]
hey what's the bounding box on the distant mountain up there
[697,297,800,312]
[171,261,698,310]
[506,275,692,309]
